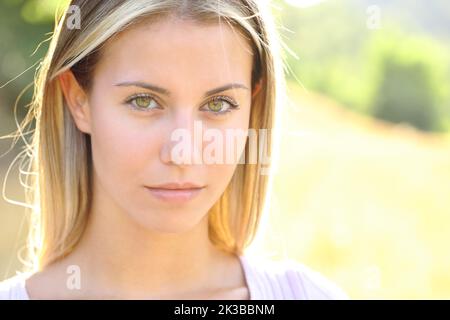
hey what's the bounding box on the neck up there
[58,178,234,299]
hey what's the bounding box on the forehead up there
[93,16,254,92]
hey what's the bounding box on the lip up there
[144,182,206,203]
[147,182,205,190]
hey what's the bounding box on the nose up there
[160,109,203,166]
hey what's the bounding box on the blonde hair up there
[6,0,286,271]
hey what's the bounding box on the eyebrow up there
[114,81,249,98]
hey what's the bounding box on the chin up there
[127,207,208,234]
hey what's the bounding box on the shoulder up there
[0,273,31,300]
[240,255,350,300]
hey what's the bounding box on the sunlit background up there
[1,0,450,299]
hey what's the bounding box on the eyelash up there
[124,93,240,115]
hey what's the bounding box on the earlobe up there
[252,79,262,98]
[58,70,91,134]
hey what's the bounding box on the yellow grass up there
[249,81,450,299]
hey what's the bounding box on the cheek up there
[88,105,160,189]
[201,118,251,194]
[207,163,238,193]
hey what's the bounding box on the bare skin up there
[25,216,250,300]
[25,16,259,300]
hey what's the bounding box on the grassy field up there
[250,82,450,299]
[2,82,450,298]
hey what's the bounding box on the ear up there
[58,70,91,134]
[251,79,262,98]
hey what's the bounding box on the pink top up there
[0,255,349,300]
[238,255,349,299]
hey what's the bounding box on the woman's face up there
[77,17,254,232]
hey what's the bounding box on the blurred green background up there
[1,0,450,299]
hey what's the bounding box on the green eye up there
[135,96,152,108]
[208,100,224,112]
[126,94,160,111]
[125,94,239,115]
[203,96,240,115]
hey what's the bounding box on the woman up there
[0,0,349,299]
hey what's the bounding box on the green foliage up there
[23,0,70,24]
[278,0,450,132]
[373,59,437,130]
[279,0,372,113]
[367,29,450,131]
[0,0,57,127]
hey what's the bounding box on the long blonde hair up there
[6,0,286,272]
